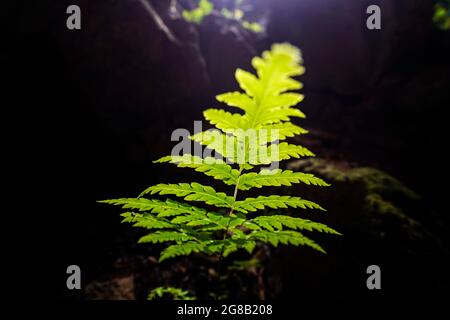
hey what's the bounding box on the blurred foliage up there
[229,258,262,271]
[182,0,213,24]
[148,286,196,300]
[289,158,428,242]
[434,1,450,30]
[220,0,263,33]
[292,159,420,220]
[183,0,264,33]
[241,20,263,33]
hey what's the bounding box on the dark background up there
[3,0,450,299]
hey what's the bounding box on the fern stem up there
[215,167,244,298]
[229,175,241,216]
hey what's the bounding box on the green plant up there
[220,0,263,33]
[182,0,213,24]
[100,43,340,297]
[148,286,196,300]
[183,0,264,33]
[434,1,450,30]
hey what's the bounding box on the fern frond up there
[159,241,206,262]
[226,43,306,128]
[202,239,240,257]
[203,238,257,257]
[171,212,244,231]
[100,43,340,270]
[238,169,329,190]
[172,213,215,227]
[148,286,195,300]
[209,121,297,147]
[140,183,235,208]
[274,142,315,159]
[99,198,163,212]
[216,91,256,115]
[262,92,305,110]
[256,108,305,125]
[242,240,257,254]
[100,198,208,218]
[252,215,341,235]
[251,142,314,165]
[234,195,325,213]
[248,230,325,253]
[119,212,175,229]
[261,122,308,141]
[190,130,240,162]
[138,231,196,244]
[155,155,239,185]
[170,214,212,226]
[203,109,248,132]
[204,213,244,229]
[234,68,261,100]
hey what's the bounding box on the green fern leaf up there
[207,240,239,257]
[203,109,247,132]
[238,169,329,190]
[155,155,239,185]
[170,212,243,231]
[257,108,305,125]
[128,214,174,230]
[252,215,341,235]
[159,242,206,262]
[262,92,305,110]
[251,142,314,165]
[99,198,163,212]
[234,195,325,213]
[190,131,239,162]
[261,122,308,141]
[100,198,208,218]
[100,43,340,272]
[273,142,315,159]
[138,231,196,244]
[249,230,325,253]
[216,91,256,115]
[242,240,257,254]
[148,286,196,300]
[235,68,261,99]
[140,183,234,208]
[227,44,306,128]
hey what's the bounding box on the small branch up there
[137,0,182,46]
[257,267,266,300]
